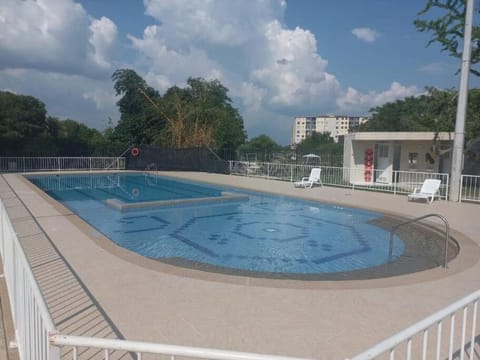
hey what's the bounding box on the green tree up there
[111,69,246,151]
[414,0,480,76]
[295,132,342,156]
[186,77,246,151]
[0,91,48,155]
[466,88,480,139]
[358,88,480,141]
[111,69,162,145]
[237,134,281,161]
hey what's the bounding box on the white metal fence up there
[0,157,125,172]
[229,161,450,200]
[0,200,59,360]
[350,289,480,360]
[50,334,309,360]
[460,174,480,203]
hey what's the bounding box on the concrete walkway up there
[1,171,480,359]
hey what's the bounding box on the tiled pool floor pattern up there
[0,176,132,360]
[32,173,407,275]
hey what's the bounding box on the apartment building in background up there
[291,115,369,144]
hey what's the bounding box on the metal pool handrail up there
[388,213,450,268]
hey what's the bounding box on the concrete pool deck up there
[1,171,480,359]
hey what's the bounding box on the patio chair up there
[294,168,322,189]
[407,179,441,203]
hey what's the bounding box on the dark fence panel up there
[126,145,229,174]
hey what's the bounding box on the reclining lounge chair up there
[407,179,441,203]
[294,168,322,189]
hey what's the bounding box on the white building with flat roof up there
[343,131,453,185]
[291,115,368,145]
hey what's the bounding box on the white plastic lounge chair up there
[407,179,441,203]
[294,168,322,189]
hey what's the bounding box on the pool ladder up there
[388,213,450,268]
[144,163,158,185]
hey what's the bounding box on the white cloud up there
[143,0,286,46]
[0,0,118,78]
[88,17,118,71]
[129,4,341,116]
[337,82,419,113]
[352,27,379,43]
[418,62,450,75]
[238,82,267,110]
[82,88,118,111]
[250,20,340,110]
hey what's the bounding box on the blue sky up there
[0,0,478,145]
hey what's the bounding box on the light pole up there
[449,0,474,201]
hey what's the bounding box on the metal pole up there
[449,0,474,201]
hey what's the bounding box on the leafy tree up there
[185,77,246,151]
[0,91,48,155]
[111,69,246,151]
[358,88,480,141]
[157,84,214,148]
[414,0,480,76]
[111,69,162,145]
[239,134,279,154]
[295,132,342,156]
[53,119,103,155]
[466,88,480,139]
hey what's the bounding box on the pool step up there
[105,191,249,212]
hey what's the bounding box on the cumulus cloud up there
[352,27,379,43]
[143,0,286,46]
[88,17,118,71]
[130,1,341,116]
[337,82,419,113]
[127,25,225,92]
[0,0,118,78]
[250,21,341,109]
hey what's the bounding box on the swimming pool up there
[28,173,407,277]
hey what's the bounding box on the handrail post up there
[49,331,61,360]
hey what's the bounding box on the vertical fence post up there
[49,332,61,360]
[290,164,293,182]
[393,170,397,195]
[459,175,463,203]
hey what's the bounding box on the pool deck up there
[1,171,480,359]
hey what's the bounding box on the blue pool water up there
[29,173,222,203]
[28,173,405,275]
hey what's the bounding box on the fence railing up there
[229,161,450,200]
[349,289,480,360]
[0,200,59,360]
[50,334,310,360]
[0,157,125,172]
[460,174,480,202]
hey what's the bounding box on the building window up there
[408,152,418,169]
